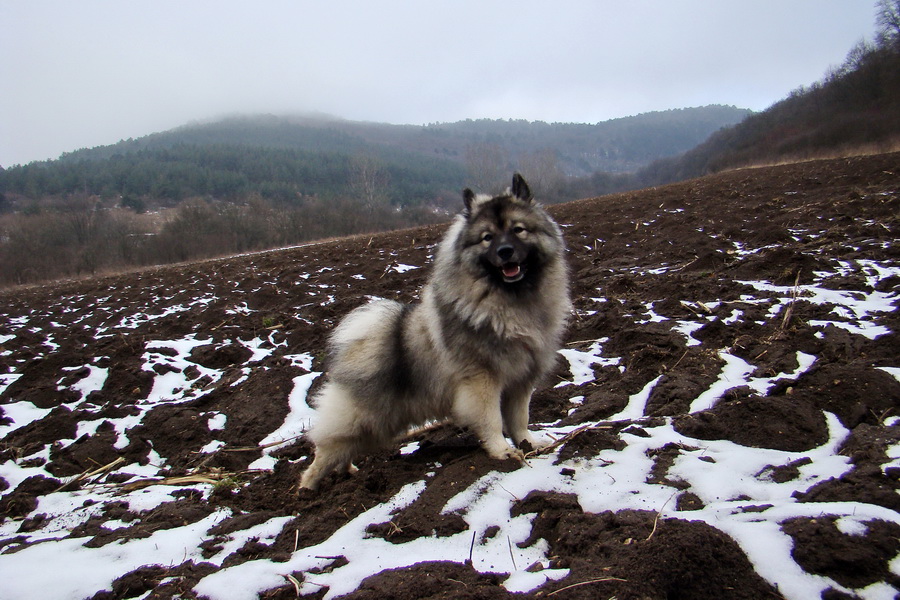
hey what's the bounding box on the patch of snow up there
[200,440,226,454]
[8,315,29,327]
[391,263,420,273]
[556,339,621,387]
[689,351,757,413]
[882,442,900,476]
[142,336,224,404]
[835,517,869,536]
[258,371,321,452]
[282,352,315,372]
[226,302,253,315]
[3,509,231,600]
[207,412,227,431]
[75,418,105,439]
[689,351,815,413]
[0,372,23,396]
[673,320,704,347]
[194,481,429,600]
[607,375,662,421]
[116,294,217,329]
[808,320,891,340]
[239,335,284,363]
[0,400,52,437]
[248,454,278,471]
[637,301,667,323]
[59,364,109,401]
[399,441,420,455]
[0,451,54,491]
[204,515,293,566]
[723,308,743,324]
[738,276,898,338]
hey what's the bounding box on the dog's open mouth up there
[501,262,525,282]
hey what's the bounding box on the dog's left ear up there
[512,173,534,204]
[463,188,476,217]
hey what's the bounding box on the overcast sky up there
[0,1,879,167]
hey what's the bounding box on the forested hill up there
[0,105,749,207]
[637,30,900,185]
[57,105,750,176]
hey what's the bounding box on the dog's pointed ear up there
[512,173,533,204]
[463,188,476,217]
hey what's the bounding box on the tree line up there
[0,193,446,287]
[636,3,900,184]
[2,1,897,287]
[0,141,584,287]
[0,144,467,209]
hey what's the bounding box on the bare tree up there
[876,0,900,47]
[464,143,509,193]
[350,154,390,212]
[58,195,99,246]
[517,148,564,202]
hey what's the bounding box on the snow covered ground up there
[1,156,899,599]
[1,249,897,600]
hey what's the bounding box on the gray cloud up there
[0,0,877,166]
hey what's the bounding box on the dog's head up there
[461,174,561,288]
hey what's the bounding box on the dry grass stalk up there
[222,434,304,452]
[507,535,517,571]
[667,349,690,371]
[524,423,613,459]
[115,469,237,493]
[645,490,680,542]
[778,270,803,333]
[466,530,476,566]
[548,577,628,596]
[54,456,127,492]
[283,573,302,598]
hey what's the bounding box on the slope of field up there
[1,152,899,600]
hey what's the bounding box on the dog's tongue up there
[502,264,521,279]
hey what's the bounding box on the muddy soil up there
[1,152,899,599]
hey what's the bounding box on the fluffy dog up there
[300,173,570,490]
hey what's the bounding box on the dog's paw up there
[295,485,318,499]
[296,475,319,493]
[522,431,554,451]
[488,445,526,463]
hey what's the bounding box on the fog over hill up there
[1,19,898,288]
[54,104,750,176]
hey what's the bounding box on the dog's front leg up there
[453,374,524,462]
[501,388,540,450]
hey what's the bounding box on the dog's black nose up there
[496,245,515,261]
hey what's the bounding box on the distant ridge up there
[53,105,751,176]
[0,106,750,211]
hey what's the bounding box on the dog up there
[299,173,570,490]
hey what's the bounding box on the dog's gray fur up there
[299,174,570,490]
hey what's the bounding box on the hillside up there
[1,151,898,599]
[59,106,749,174]
[56,105,750,176]
[0,106,751,288]
[638,36,900,185]
[0,106,750,206]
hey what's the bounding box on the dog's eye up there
[481,232,493,243]
[512,225,527,235]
